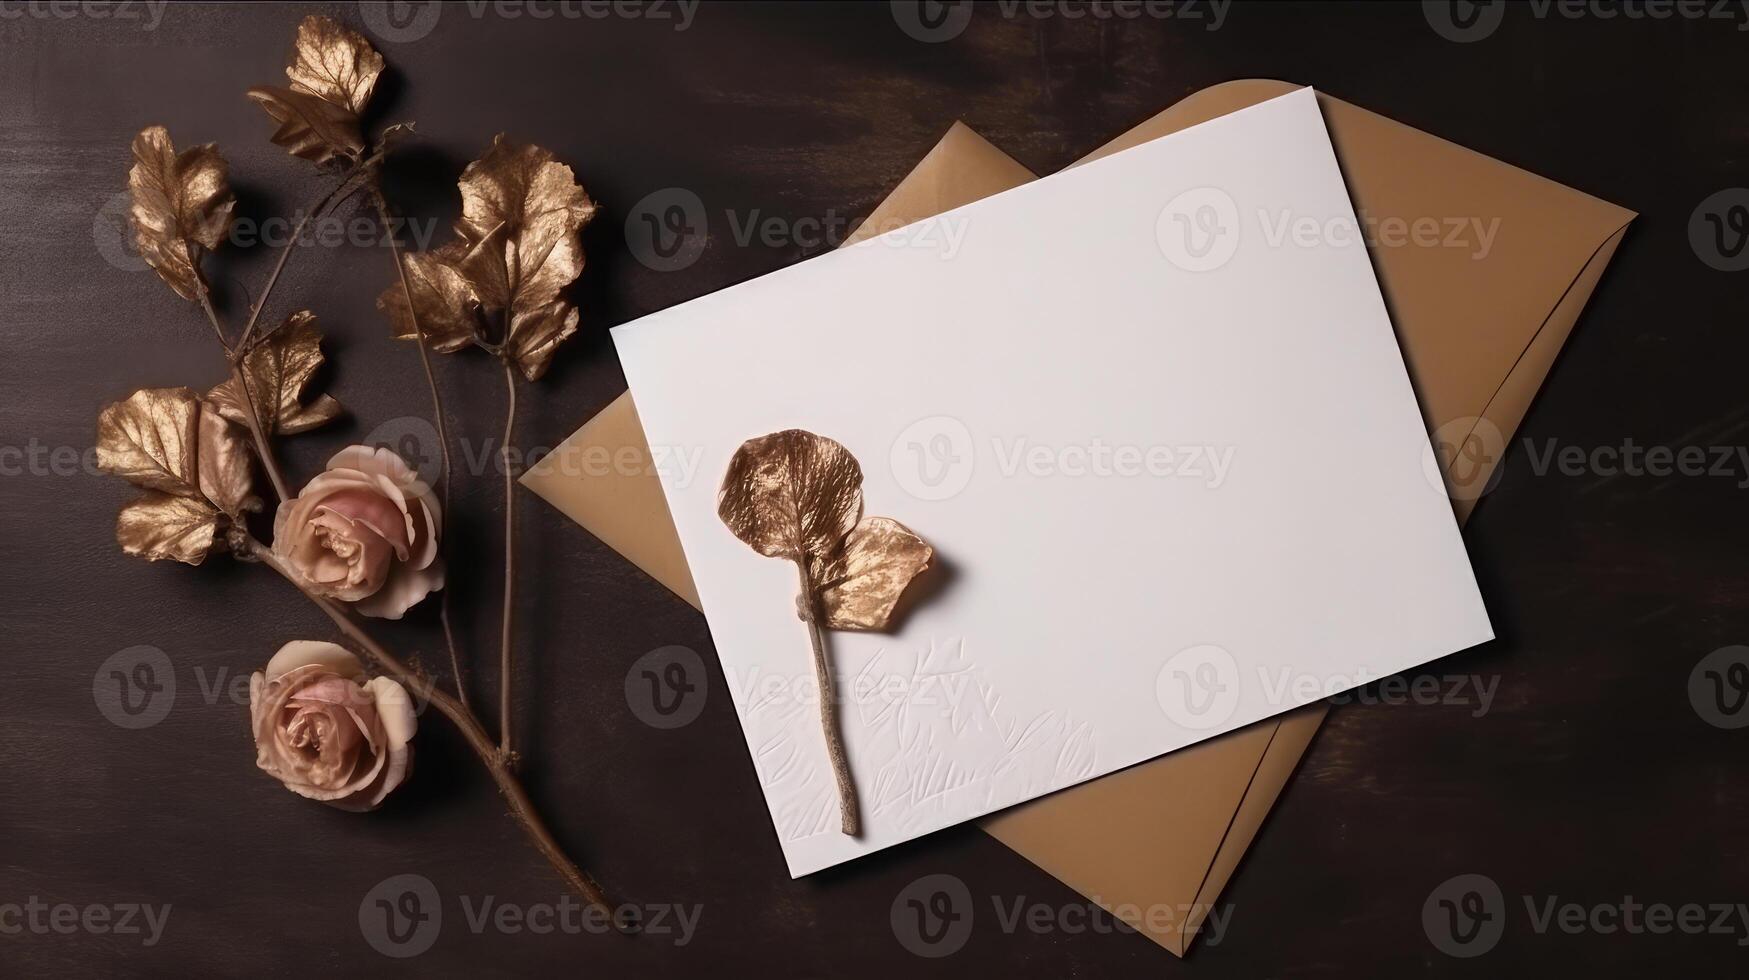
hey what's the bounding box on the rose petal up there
[351,558,444,620]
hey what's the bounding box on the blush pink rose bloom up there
[273,445,443,620]
[249,640,416,811]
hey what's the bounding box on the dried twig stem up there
[498,358,519,761]
[373,189,469,709]
[795,560,860,836]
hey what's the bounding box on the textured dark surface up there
[2,2,1746,976]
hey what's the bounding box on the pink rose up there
[249,641,416,811]
[273,445,443,619]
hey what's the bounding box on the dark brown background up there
[3,1,1747,976]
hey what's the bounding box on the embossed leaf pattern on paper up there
[206,311,343,436]
[127,126,235,303]
[248,14,383,167]
[719,430,932,631]
[96,387,258,564]
[377,135,597,382]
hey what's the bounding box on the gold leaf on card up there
[719,430,865,566]
[126,126,235,302]
[716,430,933,837]
[250,15,383,167]
[719,430,933,631]
[812,517,934,631]
[207,311,343,436]
[96,387,255,564]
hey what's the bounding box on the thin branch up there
[499,357,519,760]
[191,269,290,502]
[248,537,611,914]
[233,153,385,357]
[374,189,469,709]
[795,560,860,836]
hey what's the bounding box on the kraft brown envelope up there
[524,79,1634,957]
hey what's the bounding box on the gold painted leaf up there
[116,493,222,565]
[720,430,933,632]
[126,126,235,302]
[250,15,382,167]
[97,387,254,564]
[813,517,934,631]
[503,300,579,383]
[246,86,365,167]
[378,241,479,353]
[207,311,343,436]
[96,386,203,496]
[284,14,382,115]
[454,136,597,380]
[197,407,258,518]
[719,430,864,564]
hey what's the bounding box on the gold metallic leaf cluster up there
[127,126,235,303]
[248,14,384,167]
[97,388,259,564]
[378,135,598,382]
[719,430,932,631]
[207,311,344,436]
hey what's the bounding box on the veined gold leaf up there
[96,386,203,496]
[380,137,596,381]
[126,126,235,302]
[116,492,222,565]
[285,14,382,115]
[813,517,934,631]
[246,86,365,167]
[207,311,343,436]
[454,135,597,380]
[720,430,933,631]
[251,15,382,167]
[97,387,255,564]
[378,241,480,353]
[197,406,258,518]
[503,300,579,383]
[719,430,864,565]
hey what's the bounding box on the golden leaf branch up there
[374,190,469,710]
